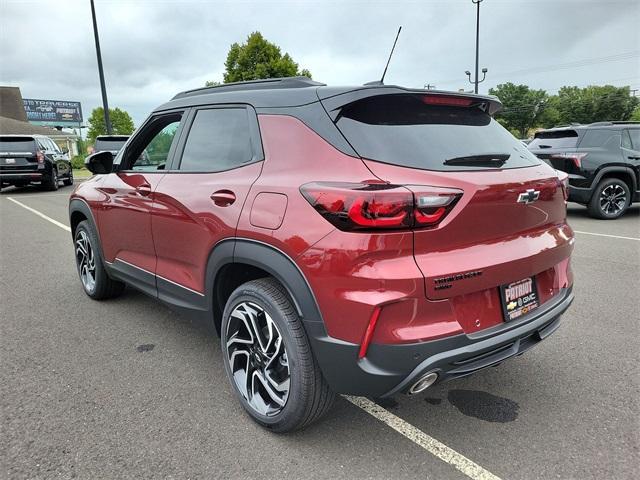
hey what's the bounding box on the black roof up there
[154,76,503,114]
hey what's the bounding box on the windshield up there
[335,94,540,171]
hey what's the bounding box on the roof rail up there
[172,76,325,100]
[590,120,640,126]
[552,123,582,128]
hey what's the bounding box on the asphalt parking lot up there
[1,185,638,480]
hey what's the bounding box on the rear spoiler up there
[316,86,502,120]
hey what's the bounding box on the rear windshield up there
[529,130,579,149]
[334,94,540,171]
[95,138,127,152]
[0,137,36,154]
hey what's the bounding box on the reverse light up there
[300,182,462,231]
[551,152,587,168]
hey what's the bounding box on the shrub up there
[71,155,86,170]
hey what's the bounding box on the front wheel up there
[587,178,630,219]
[74,220,125,299]
[221,278,334,432]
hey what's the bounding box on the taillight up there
[556,170,569,202]
[300,182,462,231]
[36,150,45,163]
[551,152,587,168]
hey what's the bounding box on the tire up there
[587,178,631,219]
[44,167,59,191]
[74,220,125,300]
[221,278,335,432]
[63,169,74,186]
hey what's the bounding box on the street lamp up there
[90,0,112,135]
[465,0,488,94]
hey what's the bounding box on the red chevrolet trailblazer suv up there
[70,77,574,432]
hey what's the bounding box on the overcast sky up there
[1,0,638,126]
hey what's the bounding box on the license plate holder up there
[500,277,539,322]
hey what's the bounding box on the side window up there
[621,130,632,149]
[578,129,614,148]
[122,113,182,171]
[36,139,48,151]
[179,108,254,172]
[628,129,640,150]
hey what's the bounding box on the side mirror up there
[85,150,113,174]
[62,147,69,154]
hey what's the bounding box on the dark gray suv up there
[528,121,640,219]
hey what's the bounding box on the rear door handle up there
[210,190,236,206]
[135,182,152,196]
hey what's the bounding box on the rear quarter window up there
[334,94,540,171]
[577,129,616,148]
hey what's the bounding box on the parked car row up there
[0,134,131,191]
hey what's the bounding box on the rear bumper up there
[307,287,573,397]
[568,185,592,204]
[0,172,43,184]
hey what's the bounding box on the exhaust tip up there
[408,372,438,395]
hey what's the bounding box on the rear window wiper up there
[443,154,510,167]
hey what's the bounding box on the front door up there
[97,112,184,295]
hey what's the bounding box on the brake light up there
[36,150,45,163]
[422,95,473,107]
[300,182,462,231]
[551,152,587,168]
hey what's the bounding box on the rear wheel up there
[74,220,125,299]
[63,169,74,186]
[44,167,59,191]
[587,178,630,219]
[221,278,334,432]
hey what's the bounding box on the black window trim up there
[167,103,264,174]
[117,109,186,172]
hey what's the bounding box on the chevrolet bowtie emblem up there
[517,189,540,204]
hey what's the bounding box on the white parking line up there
[573,230,639,242]
[2,192,72,199]
[6,197,71,232]
[7,195,501,480]
[346,396,502,480]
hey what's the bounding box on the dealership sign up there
[23,98,83,126]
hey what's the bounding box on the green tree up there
[630,104,640,121]
[553,85,639,124]
[489,83,549,138]
[87,107,135,144]
[206,32,311,85]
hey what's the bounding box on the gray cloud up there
[1,0,638,126]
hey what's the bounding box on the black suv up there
[93,135,129,156]
[528,122,640,219]
[0,134,73,190]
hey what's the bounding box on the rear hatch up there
[322,90,573,329]
[0,137,38,172]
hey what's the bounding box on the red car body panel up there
[70,84,575,398]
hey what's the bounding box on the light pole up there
[90,0,112,135]
[465,0,488,94]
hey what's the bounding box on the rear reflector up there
[358,306,382,359]
[300,182,462,231]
